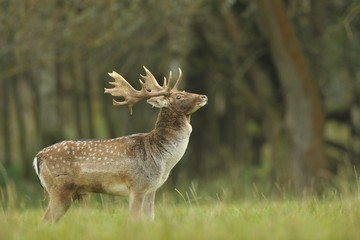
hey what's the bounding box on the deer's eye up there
[176,95,183,100]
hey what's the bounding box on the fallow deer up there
[33,66,207,222]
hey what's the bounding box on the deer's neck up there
[148,108,192,167]
[154,108,191,131]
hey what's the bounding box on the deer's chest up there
[157,134,191,185]
[167,137,189,165]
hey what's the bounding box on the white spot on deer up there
[33,157,47,188]
[33,157,40,175]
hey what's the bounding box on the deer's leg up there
[143,191,155,220]
[129,191,145,220]
[42,188,72,223]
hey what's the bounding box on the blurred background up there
[0,0,359,198]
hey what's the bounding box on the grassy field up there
[1,188,360,240]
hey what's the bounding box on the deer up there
[33,66,207,223]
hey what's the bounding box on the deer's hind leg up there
[42,187,73,223]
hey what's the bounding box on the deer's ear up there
[147,96,169,108]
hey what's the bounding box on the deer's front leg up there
[143,191,156,220]
[129,191,145,220]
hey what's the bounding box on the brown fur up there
[34,90,207,223]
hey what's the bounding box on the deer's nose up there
[200,95,208,101]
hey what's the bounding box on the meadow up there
[1,181,360,240]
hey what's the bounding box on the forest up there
[1,0,360,197]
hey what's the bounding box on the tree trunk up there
[13,78,28,177]
[1,78,12,167]
[256,0,329,193]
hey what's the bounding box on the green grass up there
[2,174,360,240]
[1,195,360,240]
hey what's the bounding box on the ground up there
[1,193,360,240]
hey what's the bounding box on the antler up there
[104,66,171,114]
[172,68,182,91]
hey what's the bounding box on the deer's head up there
[104,67,207,116]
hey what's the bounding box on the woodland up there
[0,0,360,196]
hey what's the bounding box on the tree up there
[256,0,330,192]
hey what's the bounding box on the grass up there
[1,187,360,240]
